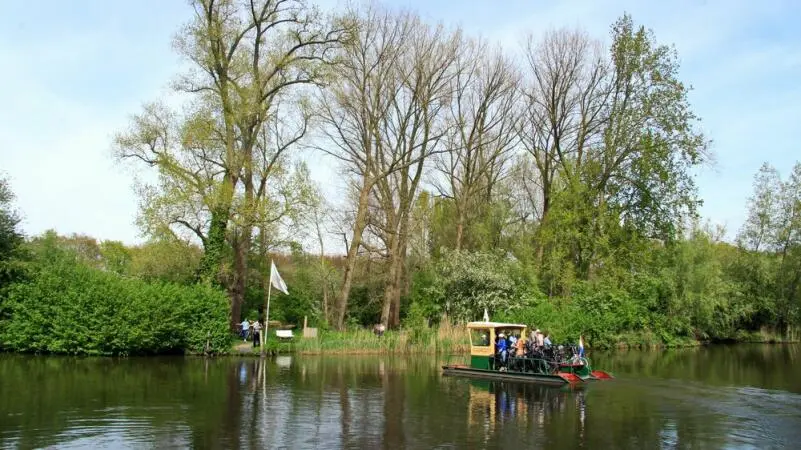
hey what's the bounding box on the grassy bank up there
[233,323,470,356]
[230,324,800,356]
[611,328,799,349]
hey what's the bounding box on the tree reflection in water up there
[2,349,801,449]
[467,381,587,447]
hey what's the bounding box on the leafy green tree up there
[663,226,740,339]
[128,238,203,284]
[99,241,132,275]
[737,162,801,336]
[600,14,708,239]
[739,163,782,252]
[0,178,22,262]
[26,231,102,269]
[114,0,349,329]
[0,177,25,288]
[273,245,319,327]
[517,14,708,292]
[411,249,532,323]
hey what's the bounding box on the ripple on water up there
[37,409,192,449]
[3,352,801,450]
[611,377,801,449]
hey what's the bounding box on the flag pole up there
[261,260,273,357]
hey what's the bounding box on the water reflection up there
[466,381,587,447]
[1,346,801,449]
[592,343,801,393]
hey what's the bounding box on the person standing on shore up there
[240,319,250,342]
[252,320,262,347]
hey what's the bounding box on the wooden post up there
[304,315,308,332]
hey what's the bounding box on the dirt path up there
[232,341,257,355]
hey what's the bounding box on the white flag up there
[483,308,489,322]
[270,261,289,295]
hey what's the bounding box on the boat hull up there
[442,365,581,385]
[590,370,614,379]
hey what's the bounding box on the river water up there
[1,345,800,449]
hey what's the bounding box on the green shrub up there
[411,249,534,323]
[0,256,230,355]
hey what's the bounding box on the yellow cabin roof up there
[466,321,527,329]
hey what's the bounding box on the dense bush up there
[409,249,534,324]
[0,254,230,356]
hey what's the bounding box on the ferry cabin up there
[467,321,528,370]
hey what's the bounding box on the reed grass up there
[229,323,801,357]
[234,322,471,356]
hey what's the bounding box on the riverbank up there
[227,326,800,356]
[609,328,799,350]
[231,325,471,356]
[3,328,795,358]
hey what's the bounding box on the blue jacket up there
[496,338,507,353]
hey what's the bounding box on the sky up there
[1,0,800,252]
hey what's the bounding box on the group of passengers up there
[491,328,552,369]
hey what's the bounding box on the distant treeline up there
[2,0,800,355]
[1,173,800,353]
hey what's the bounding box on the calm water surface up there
[1,345,801,449]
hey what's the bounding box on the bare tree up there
[435,39,521,251]
[517,17,708,280]
[371,17,460,328]
[518,28,609,263]
[316,4,459,329]
[315,5,413,330]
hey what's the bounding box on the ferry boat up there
[442,321,614,385]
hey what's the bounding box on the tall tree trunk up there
[316,215,329,324]
[198,81,238,284]
[380,232,400,328]
[259,225,271,345]
[230,154,255,331]
[322,284,329,324]
[390,239,406,328]
[336,181,373,330]
[198,181,234,284]
[536,189,550,267]
[390,214,410,328]
[455,206,465,251]
[229,224,252,331]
